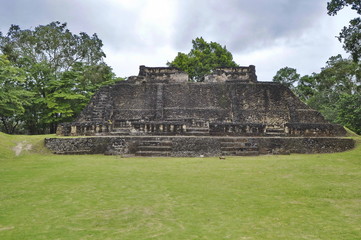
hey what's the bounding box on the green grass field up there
[0,132,360,240]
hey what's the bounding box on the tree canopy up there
[327,0,361,62]
[272,67,300,89]
[270,2,361,134]
[273,55,361,134]
[0,22,120,134]
[167,37,238,81]
[0,55,32,134]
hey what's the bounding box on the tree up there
[327,0,361,16]
[0,22,120,134]
[316,54,361,94]
[273,56,361,134]
[167,37,238,81]
[294,74,317,102]
[272,67,300,89]
[44,62,118,126]
[336,93,361,134]
[0,55,32,134]
[309,56,361,133]
[327,0,361,62]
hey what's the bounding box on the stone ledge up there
[45,136,355,157]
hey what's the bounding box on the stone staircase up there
[135,138,172,157]
[155,84,164,120]
[220,139,259,156]
[91,90,112,122]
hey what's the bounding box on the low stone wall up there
[45,136,355,157]
[57,120,347,137]
[285,123,346,136]
[204,65,257,82]
[57,122,112,136]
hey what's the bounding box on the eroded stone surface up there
[48,65,354,156]
[45,136,355,157]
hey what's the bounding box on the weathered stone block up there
[48,65,355,156]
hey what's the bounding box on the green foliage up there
[0,22,120,134]
[272,67,300,89]
[336,93,361,134]
[317,55,361,94]
[295,74,317,101]
[309,56,361,134]
[0,55,32,133]
[327,0,361,62]
[338,18,361,62]
[327,0,361,15]
[167,37,238,81]
[0,133,361,239]
[274,55,361,134]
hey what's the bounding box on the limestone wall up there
[57,65,344,138]
[57,80,344,137]
[45,136,355,156]
[204,65,257,82]
[128,65,189,83]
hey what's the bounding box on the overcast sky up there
[0,0,358,80]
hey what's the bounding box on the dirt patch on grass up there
[13,141,33,156]
[0,226,15,231]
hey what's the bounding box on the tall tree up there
[327,0,361,62]
[0,22,119,134]
[336,93,361,134]
[295,74,317,102]
[275,56,361,134]
[273,55,361,134]
[272,67,300,89]
[167,37,238,81]
[0,55,32,134]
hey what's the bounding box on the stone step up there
[108,132,130,136]
[184,132,209,136]
[221,150,259,156]
[111,128,131,132]
[221,146,259,151]
[137,146,172,151]
[220,139,249,143]
[265,132,287,136]
[185,127,209,135]
[221,142,256,147]
[187,127,209,131]
[265,128,285,133]
[139,141,173,146]
[135,151,171,157]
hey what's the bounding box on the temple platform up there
[45,135,354,157]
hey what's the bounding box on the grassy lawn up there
[0,132,360,239]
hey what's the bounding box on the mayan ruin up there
[45,65,355,156]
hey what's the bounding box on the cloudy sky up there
[0,0,357,80]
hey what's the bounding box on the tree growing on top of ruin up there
[272,67,300,90]
[167,37,238,82]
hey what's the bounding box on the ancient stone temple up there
[45,65,354,156]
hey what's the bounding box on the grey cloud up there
[172,0,326,52]
[0,0,161,52]
[0,0,337,80]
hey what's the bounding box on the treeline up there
[0,22,122,134]
[272,1,361,135]
[273,55,361,134]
